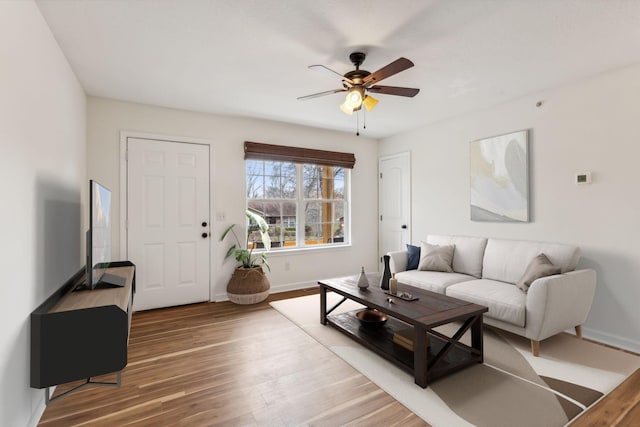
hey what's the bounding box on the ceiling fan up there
[297,52,420,115]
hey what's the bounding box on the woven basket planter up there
[226,266,270,304]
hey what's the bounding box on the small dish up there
[384,290,419,301]
[356,309,388,326]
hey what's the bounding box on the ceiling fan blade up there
[362,57,414,85]
[309,65,354,85]
[367,85,420,97]
[297,88,347,101]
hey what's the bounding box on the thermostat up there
[575,172,591,185]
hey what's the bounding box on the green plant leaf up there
[220,223,236,242]
[261,253,271,271]
[222,209,271,271]
[246,209,271,251]
[224,245,238,259]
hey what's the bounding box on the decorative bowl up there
[356,309,388,326]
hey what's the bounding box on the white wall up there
[0,2,86,426]
[87,97,380,301]
[380,64,640,353]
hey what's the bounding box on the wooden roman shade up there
[244,141,356,169]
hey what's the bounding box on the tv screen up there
[89,180,112,288]
[74,180,125,291]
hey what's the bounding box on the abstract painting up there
[470,130,529,222]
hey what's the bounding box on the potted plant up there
[220,209,272,304]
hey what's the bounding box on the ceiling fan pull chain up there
[363,107,367,130]
[356,112,359,136]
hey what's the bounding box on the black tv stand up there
[31,261,136,404]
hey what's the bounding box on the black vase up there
[380,255,391,290]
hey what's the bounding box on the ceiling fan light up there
[363,95,379,112]
[343,88,363,109]
[340,102,354,115]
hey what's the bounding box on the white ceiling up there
[35,0,640,138]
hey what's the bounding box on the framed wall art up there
[469,129,529,222]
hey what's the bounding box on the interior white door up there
[127,137,210,311]
[379,152,411,262]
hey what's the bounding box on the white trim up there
[119,131,217,302]
[215,279,317,302]
[582,327,640,354]
[28,387,51,427]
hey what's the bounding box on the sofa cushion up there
[427,235,488,278]
[395,270,474,294]
[482,238,580,284]
[418,242,454,272]
[446,279,526,327]
[406,244,421,270]
[516,253,561,293]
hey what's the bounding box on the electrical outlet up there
[216,211,226,221]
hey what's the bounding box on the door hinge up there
[379,172,383,179]
[380,215,383,221]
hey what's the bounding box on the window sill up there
[253,243,352,257]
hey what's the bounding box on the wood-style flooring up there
[38,289,425,426]
[39,289,640,426]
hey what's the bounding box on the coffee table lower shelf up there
[327,310,482,386]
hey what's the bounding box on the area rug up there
[271,293,640,427]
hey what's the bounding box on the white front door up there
[379,152,411,262]
[127,137,210,311]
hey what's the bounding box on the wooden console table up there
[30,261,135,404]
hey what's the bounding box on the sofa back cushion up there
[426,235,488,278]
[418,242,455,272]
[482,238,580,284]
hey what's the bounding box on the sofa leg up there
[575,325,583,339]
[531,340,540,357]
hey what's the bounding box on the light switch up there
[216,211,226,221]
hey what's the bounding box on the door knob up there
[202,221,208,227]
[202,232,209,238]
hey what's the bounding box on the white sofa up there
[388,234,597,356]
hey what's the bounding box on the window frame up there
[244,141,354,252]
[246,160,350,251]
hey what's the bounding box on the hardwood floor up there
[569,368,640,426]
[39,289,426,426]
[39,289,640,426]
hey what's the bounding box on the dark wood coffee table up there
[318,273,488,388]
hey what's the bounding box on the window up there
[303,164,346,245]
[244,142,354,250]
[246,159,298,248]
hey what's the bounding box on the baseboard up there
[582,327,640,354]
[27,388,51,427]
[270,280,318,294]
[214,280,318,302]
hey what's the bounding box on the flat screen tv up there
[75,180,125,291]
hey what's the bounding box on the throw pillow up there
[418,242,455,273]
[516,253,561,293]
[406,244,421,270]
